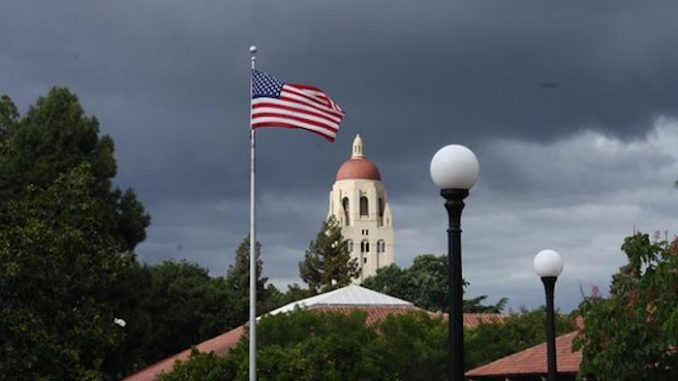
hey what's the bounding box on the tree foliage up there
[159,309,448,381]
[362,254,507,313]
[0,88,150,252]
[0,165,137,380]
[299,216,360,293]
[0,95,19,142]
[574,233,678,381]
[0,88,151,380]
[225,236,276,321]
[157,348,238,381]
[140,261,236,366]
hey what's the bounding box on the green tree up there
[225,236,276,321]
[574,233,678,381]
[159,309,449,381]
[101,259,153,378]
[156,349,238,381]
[0,89,151,380]
[360,263,410,297]
[299,216,360,293]
[0,95,19,142]
[369,311,448,380]
[407,254,452,311]
[0,87,150,252]
[0,165,138,380]
[140,261,236,366]
[363,254,507,313]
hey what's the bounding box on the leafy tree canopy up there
[140,261,237,366]
[299,216,360,293]
[225,236,272,319]
[574,233,678,381]
[0,88,150,252]
[0,164,137,380]
[0,94,19,142]
[0,88,151,380]
[362,254,507,313]
[159,309,448,381]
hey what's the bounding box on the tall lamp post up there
[430,144,480,381]
[533,249,564,381]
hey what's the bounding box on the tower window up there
[360,240,369,253]
[347,240,353,252]
[342,197,350,225]
[377,240,385,253]
[378,198,385,226]
[360,196,368,217]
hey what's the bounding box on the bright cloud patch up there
[393,119,678,311]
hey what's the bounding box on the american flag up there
[251,70,344,142]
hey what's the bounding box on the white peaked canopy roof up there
[265,285,413,317]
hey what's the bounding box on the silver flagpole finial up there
[249,45,257,55]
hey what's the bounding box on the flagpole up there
[248,44,257,381]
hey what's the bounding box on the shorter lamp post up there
[430,144,480,381]
[534,249,564,381]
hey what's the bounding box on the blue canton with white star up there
[252,70,284,99]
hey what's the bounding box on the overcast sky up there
[2,1,677,312]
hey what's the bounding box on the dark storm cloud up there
[5,1,678,189]
[2,1,678,310]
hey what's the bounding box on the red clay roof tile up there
[465,330,582,379]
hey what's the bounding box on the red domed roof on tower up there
[336,158,381,181]
[335,134,382,181]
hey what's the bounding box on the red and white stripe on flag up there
[251,82,344,142]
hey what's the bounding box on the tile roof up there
[309,305,420,325]
[121,325,245,381]
[465,330,582,379]
[463,313,506,328]
[427,311,507,329]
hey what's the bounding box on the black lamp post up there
[430,144,480,381]
[534,249,564,381]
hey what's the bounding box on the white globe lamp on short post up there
[534,249,564,381]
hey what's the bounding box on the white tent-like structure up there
[266,285,413,317]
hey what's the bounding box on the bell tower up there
[327,134,395,282]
